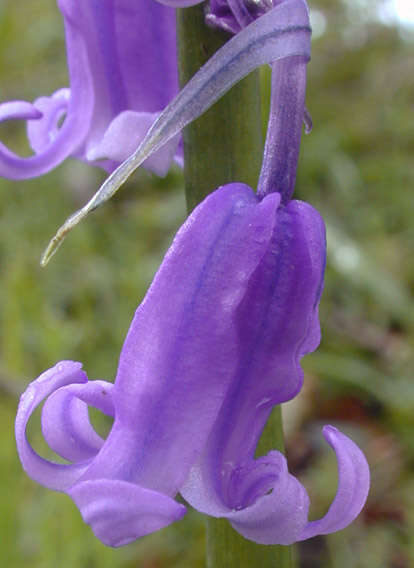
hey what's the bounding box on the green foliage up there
[0,0,413,566]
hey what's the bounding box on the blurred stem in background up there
[177,5,294,567]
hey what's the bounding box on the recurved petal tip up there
[69,479,187,547]
[182,426,369,545]
[227,452,310,545]
[299,425,370,540]
[41,379,114,463]
[15,361,90,491]
[230,426,369,544]
[0,100,42,123]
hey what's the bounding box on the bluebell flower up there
[16,179,368,546]
[0,0,180,179]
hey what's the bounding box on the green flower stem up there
[176,3,262,211]
[177,5,294,567]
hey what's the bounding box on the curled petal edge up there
[41,0,311,265]
[226,453,310,545]
[298,425,370,541]
[27,88,71,154]
[41,379,114,463]
[0,0,94,181]
[0,100,42,123]
[182,426,369,544]
[15,362,188,546]
[15,361,109,491]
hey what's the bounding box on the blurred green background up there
[0,0,413,566]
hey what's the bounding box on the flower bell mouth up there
[18,182,320,546]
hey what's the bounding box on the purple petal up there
[257,58,307,201]
[41,380,114,462]
[180,196,325,492]
[1,0,179,179]
[227,0,256,28]
[180,194,327,528]
[86,184,281,495]
[0,101,42,123]
[0,4,94,179]
[227,454,310,544]
[299,426,370,540]
[183,427,369,544]
[178,193,367,544]
[66,0,179,173]
[86,110,180,177]
[15,361,91,490]
[27,88,71,153]
[69,479,186,547]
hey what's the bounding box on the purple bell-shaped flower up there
[0,0,180,179]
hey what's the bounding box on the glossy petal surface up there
[15,361,93,491]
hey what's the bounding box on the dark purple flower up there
[16,183,288,546]
[0,0,179,179]
[15,182,368,547]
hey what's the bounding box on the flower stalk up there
[177,4,293,566]
[177,3,262,209]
